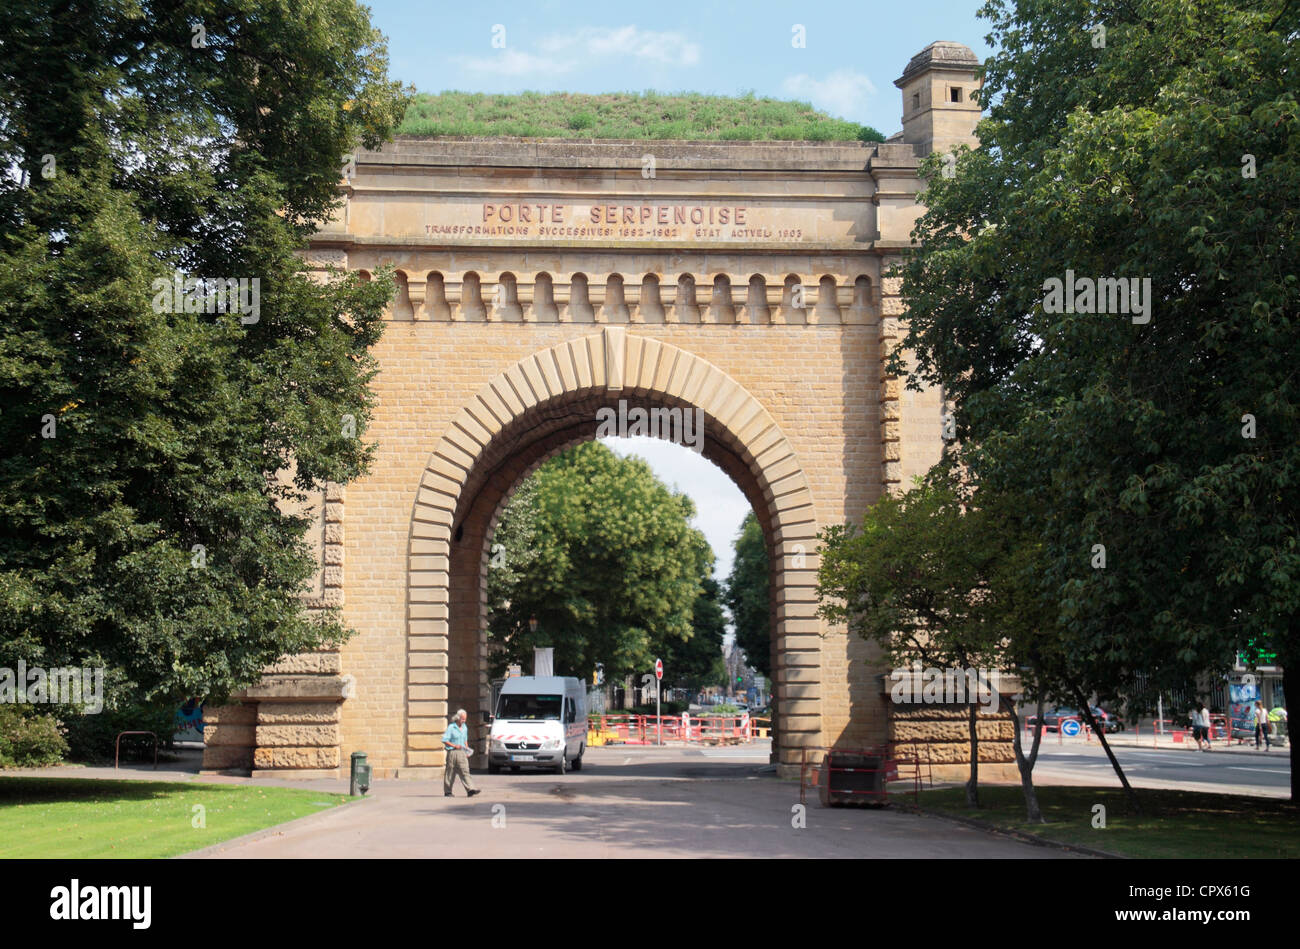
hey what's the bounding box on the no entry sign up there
[654,658,663,680]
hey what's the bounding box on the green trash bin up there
[350,751,372,796]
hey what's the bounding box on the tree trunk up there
[1004,692,1045,823]
[1285,661,1295,803]
[1074,685,1141,815]
[965,701,980,807]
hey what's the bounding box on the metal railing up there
[586,713,770,745]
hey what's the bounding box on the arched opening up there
[674,274,699,323]
[530,272,557,322]
[708,275,736,324]
[392,271,414,320]
[745,274,771,323]
[406,331,820,777]
[459,272,486,321]
[780,274,805,325]
[638,274,665,323]
[565,273,593,322]
[425,271,449,321]
[492,272,522,322]
[602,274,630,322]
[815,275,841,323]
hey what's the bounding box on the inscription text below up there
[421,202,815,242]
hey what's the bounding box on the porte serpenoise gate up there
[201,42,1016,781]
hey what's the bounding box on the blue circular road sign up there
[1061,719,1082,737]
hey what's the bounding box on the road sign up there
[1061,719,1082,737]
[654,660,663,746]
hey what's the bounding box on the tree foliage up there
[486,442,713,683]
[0,1,409,708]
[895,0,1300,797]
[661,577,727,692]
[725,511,771,678]
[818,468,1060,814]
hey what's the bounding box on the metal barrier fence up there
[586,713,770,746]
[1029,715,1245,747]
[798,744,928,808]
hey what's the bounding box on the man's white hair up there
[455,708,467,718]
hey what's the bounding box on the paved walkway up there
[156,745,1074,859]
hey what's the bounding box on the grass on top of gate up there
[400,91,885,142]
[0,777,352,859]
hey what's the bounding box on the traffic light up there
[735,675,742,684]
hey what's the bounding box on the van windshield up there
[497,694,562,720]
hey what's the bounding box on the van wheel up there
[556,751,567,775]
[572,745,584,771]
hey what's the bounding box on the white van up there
[488,676,586,774]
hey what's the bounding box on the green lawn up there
[0,777,352,858]
[399,91,885,142]
[920,785,1300,859]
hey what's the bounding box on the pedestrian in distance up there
[1269,704,1288,742]
[1191,700,1212,751]
[443,708,481,797]
[1253,700,1272,751]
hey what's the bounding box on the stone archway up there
[406,327,820,776]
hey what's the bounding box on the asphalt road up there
[186,742,1073,859]
[1032,744,1291,798]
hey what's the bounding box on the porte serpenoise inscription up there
[420,201,861,243]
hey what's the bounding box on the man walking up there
[1191,700,1212,751]
[443,708,481,797]
[1253,700,1272,751]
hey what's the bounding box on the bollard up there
[349,751,371,796]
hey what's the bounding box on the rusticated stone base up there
[200,661,349,778]
[253,745,341,770]
[888,703,1017,767]
[200,703,257,773]
[927,762,1021,783]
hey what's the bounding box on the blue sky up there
[368,0,995,135]
[365,1,996,583]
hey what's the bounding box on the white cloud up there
[454,26,700,80]
[781,69,877,122]
[453,48,576,77]
[539,25,701,67]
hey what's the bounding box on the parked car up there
[1092,707,1125,733]
[1025,705,1123,733]
[1025,706,1077,732]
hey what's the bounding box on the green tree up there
[725,511,770,678]
[660,575,726,693]
[895,0,1300,798]
[486,442,710,683]
[818,471,1059,813]
[0,1,408,713]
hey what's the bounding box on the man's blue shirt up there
[443,721,467,750]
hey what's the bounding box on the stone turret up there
[894,40,982,155]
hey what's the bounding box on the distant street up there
[1031,742,1290,798]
